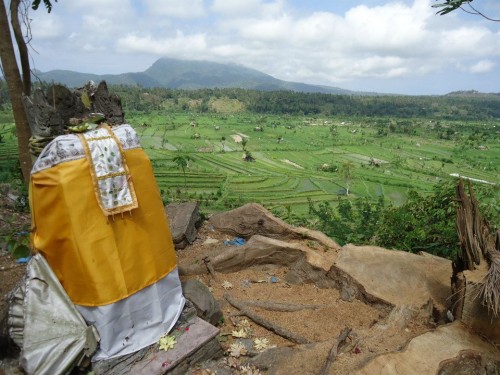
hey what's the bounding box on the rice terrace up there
[122,92,499,218]
[0,87,498,257]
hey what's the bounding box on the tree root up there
[237,300,323,312]
[319,327,352,375]
[224,293,311,345]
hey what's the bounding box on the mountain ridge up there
[34,57,368,95]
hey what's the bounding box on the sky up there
[22,0,500,95]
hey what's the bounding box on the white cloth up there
[76,268,185,361]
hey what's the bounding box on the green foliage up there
[375,181,459,258]
[308,196,384,245]
[31,0,57,13]
[5,231,30,259]
[110,85,500,119]
[432,0,471,15]
[173,154,194,191]
[307,179,499,259]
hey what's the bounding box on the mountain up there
[34,57,359,95]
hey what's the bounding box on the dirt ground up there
[176,223,436,374]
[0,208,30,333]
[0,215,437,375]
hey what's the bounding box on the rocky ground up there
[176,223,435,375]
[1,203,499,375]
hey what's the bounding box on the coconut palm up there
[173,155,193,191]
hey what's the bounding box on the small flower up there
[158,334,177,351]
[229,342,247,358]
[222,280,233,290]
[253,337,269,351]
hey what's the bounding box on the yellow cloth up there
[30,148,177,306]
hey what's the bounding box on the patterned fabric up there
[31,124,140,174]
[79,125,138,216]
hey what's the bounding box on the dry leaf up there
[229,342,248,358]
[231,328,248,338]
[158,334,176,351]
[239,318,250,328]
[226,356,240,368]
[253,337,269,351]
[240,365,261,375]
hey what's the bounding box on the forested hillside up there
[110,85,500,120]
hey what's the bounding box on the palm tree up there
[173,155,193,191]
[341,161,354,196]
[220,136,226,152]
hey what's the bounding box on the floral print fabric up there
[80,125,138,216]
[32,124,140,174]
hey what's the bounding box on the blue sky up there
[24,0,500,95]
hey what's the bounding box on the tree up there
[0,0,56,184]
[220,136,226,152]
[433,0,499,21]
[0,0,31,183]
[340,160,354,196]
[173,155,193,191]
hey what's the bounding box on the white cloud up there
[25,0,500,93]
[143,0,206,18]
[469,59,496,73]
[30,14,64,39]
[211,0,285,17]
[116,31,208,56]
[60,0,133,18]
[236,15,293,43]
[82,43,106,53]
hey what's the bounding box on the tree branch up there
[224,293,311,345]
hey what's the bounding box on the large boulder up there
[208,203,340,250]
[328,245,452,312]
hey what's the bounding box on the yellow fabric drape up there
[30,148,177,306]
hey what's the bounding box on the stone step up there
[129,316,222,375]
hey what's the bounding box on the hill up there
[34,57,361,95]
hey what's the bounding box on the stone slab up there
[129,316,221,374]
[333,245,452,309]
[356,321,500,375]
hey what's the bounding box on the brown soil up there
[178,223,436,374]
[0,208,30,337]
[0,251,25,318]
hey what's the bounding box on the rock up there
[96,316,222,375]
[247,346,296,373]
[340,283,357,302]
[179,235,336,284]
[247,342,332,375]
[328,245,452,312]
[203,238,219,246]
[438,350,500,375]
[181,279,223,326]
[355,321,500,374]
[208,203,340,251]
[166,202,201,250]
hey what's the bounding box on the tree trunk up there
[10,0,31,96]
[0,0,32,184]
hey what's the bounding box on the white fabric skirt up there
[76,268,185,361]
